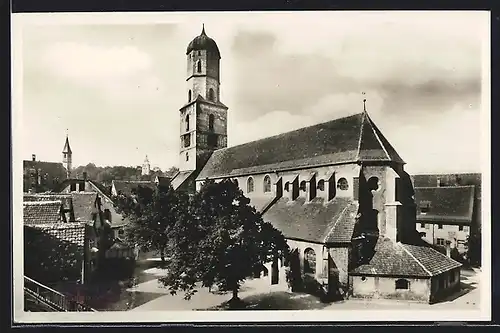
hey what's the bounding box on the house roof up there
[414,186,475,224]
[23,201,63,225]
[112,180,156,196]
[197,111,404,180]
[30,222,86,247]
[154,176,172,186]
[171,171,195,190]
[411,173,481,199]
[24,193,73,210]
[70,192,98,222]
[23,160,67,179]
[350,237,462,278]
[262,196,358,244]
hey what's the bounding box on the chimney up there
[32,154,36,161]
[83,172,87,180]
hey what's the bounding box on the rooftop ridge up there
[215,112,364,154]
[414,185,476,189]
[398,243,433,276]
[23,200,62,206]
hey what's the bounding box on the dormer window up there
[317,180,325,191]
[299,181,306,192]
[419,200,431,214]
[337,178,349,191]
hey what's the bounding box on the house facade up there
[165,27,463,303]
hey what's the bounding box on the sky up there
[16,11,488,174]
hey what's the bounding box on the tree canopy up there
[113,184,189,262]
[159,179,289,302]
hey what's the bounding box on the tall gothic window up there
[247,177,254,193]
[188,90,192,102]
[197,60,202,73]
[208,88,215,102]
[183,134,190,148]
[185,115,190,132]
[304,248,316,274]
[263,175,272,193]
[208,114,215,132]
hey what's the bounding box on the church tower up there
[142,155,151,176]
[62,135,72,179]
[179,25,228,171]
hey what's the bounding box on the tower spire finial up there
[362,92,367,112]
[201,23,206,35]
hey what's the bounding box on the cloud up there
[41,42,152,83]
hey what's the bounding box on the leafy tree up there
[112,184,188,263]
[159,179,289,305]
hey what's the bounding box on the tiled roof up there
[402,243,463,276]
[23,160,67,179]
[30,222,86,247]
[262,196,358,244]
[23,193,73,210]
[350,237,462,277]
[197,112,404,180]
[411,173,481,199]
[112,180,156,197]
[248,196,276,213]
[414,186,475,224]
[70,192,98,222]
[23,201,63,225]
[171,171,194,190]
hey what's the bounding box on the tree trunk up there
[160,248,165,263]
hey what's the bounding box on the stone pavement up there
[129,275,288,311]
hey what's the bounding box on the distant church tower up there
[179,25,229,171]
[62,135,72,178]
[142,155,151,176]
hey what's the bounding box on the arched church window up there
[337,178,349,191]
[299,180,307,192]
[208,114,215,132]
[188,90,192,102]
[197,60,202,73]
[395,279,410,290]
[367,177,380,192]
[208,88,215,102]
[247,177,254,193]
[317,179,325,191]
[284,182,290,192]
[304,248,316,275]
[185,115,190,132]
[263,175,272,193]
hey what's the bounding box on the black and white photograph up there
[11,10,491,323]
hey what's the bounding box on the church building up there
[171,26,462,304]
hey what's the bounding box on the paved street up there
[123,265,481,311]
